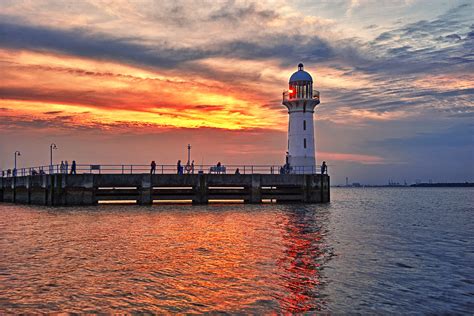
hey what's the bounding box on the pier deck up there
[0,174,330,206]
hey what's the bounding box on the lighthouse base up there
[288,156,317,174]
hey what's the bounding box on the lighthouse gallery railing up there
[283,89,320,102]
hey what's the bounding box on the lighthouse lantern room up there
[282,63,320,174]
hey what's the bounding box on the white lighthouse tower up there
[282,63,320,174]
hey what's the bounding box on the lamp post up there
[50,143,57,166]
[14,151,21,176]
[187,144,191,165]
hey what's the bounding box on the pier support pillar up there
[26,176,31,204]
[138,176,152,205]
[12,177,16,203]
[303,175,311,203]
[194,174,208,204]
[322,175,330,203]
[250,175,261,203]
[48,174,65,206]
[46,175,54,206]
[63,174,95,206]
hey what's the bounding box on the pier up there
[0,164,329,206]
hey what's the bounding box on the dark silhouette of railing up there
[1,164,322,177]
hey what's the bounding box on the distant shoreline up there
[333,183,474,188]
[410,183,474,188]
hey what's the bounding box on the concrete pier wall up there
[0,174,330,206]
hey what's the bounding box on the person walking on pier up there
[70,160,77,175]
[177,160,182,174]
[150,160,156,174]
[321,161,328,175]
[235,168,240,175]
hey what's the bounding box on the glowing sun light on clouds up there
[0,49,280,131]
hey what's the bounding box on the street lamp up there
[14,151,21,175]
[50,143,58,166]
[187,144,192,164]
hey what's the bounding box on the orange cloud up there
[0,49,288,131]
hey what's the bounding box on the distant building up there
[282,63,320,174]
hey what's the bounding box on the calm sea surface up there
[0,188,473,313]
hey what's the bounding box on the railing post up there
[161,165,164,174]
[251,166,254,174]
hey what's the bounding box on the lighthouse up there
[282,63,320,174]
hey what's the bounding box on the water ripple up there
[0,188,472,313]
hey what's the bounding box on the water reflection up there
[0,204,332,313]
[277,205,332,313]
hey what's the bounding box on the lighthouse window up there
[304,138,307,149]
[303,120,306,130]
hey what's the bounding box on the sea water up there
[0,188,472,313]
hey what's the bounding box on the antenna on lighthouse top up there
[298,63,304,71]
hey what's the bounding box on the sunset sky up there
[0,0,473,184]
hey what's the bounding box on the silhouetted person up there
[177,160,182,174]
[321,161,327,175]
[65,160,69,174]
[191,160,195,174]
[150,160,156,174]
[235,168,240,175]
[217,161,222,174]
[70,160,77,175]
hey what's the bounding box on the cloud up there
[365,3,474,76]
[0,21,204,68]
[0,18,341,72]
[207,2,279,24]
[319,151,385,164]
[43,110,63,115]
[371,123,474,148]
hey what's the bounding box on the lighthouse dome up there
[289,63,313,83]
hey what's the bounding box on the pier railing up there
[1,164,322,177]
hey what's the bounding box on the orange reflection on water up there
[0,204,331,313]
[277,208,330,312]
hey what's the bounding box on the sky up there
[0,0,473,185]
